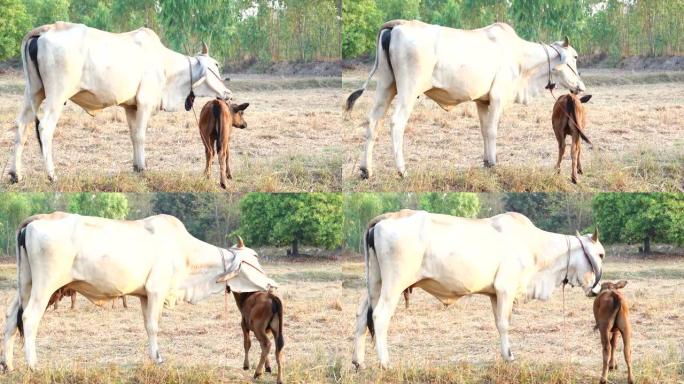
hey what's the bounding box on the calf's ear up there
[580,95,592,103]
[616,280,628,289]
[237,103,250,111]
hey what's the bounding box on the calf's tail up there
[271,295,285,353]
[565,97,591,145]
[212,101,223,155]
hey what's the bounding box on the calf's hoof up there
[599,379,607,384]
[243,364,249,370]
[571,176,578,184]
[609,362,618,370]
[254,372,263,379]
[265,367,272,373]
[359,167,370,180]
[220,182,227,190]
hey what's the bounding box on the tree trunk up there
[643,236,651,254]
[291,237,299,256]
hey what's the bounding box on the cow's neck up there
[160,49,196,111]
[515,41,561,104]
[526,231,577,301]
[173,238,228,304]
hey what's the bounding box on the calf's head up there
[592,280,627,297]
[230,103,250,129]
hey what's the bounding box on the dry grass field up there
[342,69,684,192]
[0,247,682,383]
[0,72,343,192]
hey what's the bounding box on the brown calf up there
[198,99,249,189]
[552,93,592,184]
[233,291,284,384]
[47,288,128,310]
[592,280,634,384]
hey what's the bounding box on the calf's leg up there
[241,319,251,370]
[599,326,611,384]
[609,330,619,370]
[253,328,271,379]
[622,326,634,384]
[555,136,566,174]
[571,135,580,184]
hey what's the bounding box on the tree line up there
[0,193,681,257]
[343,0,684,60]
[0,0,340,67]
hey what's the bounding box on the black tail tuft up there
[380,28,393,74]
[367,306,374,338]
[17,307,24,338]
[35,119,43,153]
[346,89,364,112]
[271,295,285,352]
[366,226,375,252]
[212,102,222,154]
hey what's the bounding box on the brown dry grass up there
[0,72,343,192]
[0,249,682,383]
[342,69,684,192]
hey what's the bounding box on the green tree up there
[0,0,31,60]
[417,193,480,217]
[592,193,684,253]
[238,193,343,255]
[67,193,129,219]
[342,0,382,58]
[503,193,593,234]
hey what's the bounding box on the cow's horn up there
[591,227,599,243]
[201,41,209,55]
[236,235,244,248]
[563,36,570,47]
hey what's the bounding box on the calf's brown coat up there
[552,93,592,183]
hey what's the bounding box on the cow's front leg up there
[140,295,164,363]
[493,290,515,361]
[351,293,370,369]
[125,106,151,172]
[1,295,21,371]
[476,101,502,167]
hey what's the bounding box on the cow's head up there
[568,228,604,297]
[550,36,586,94]
[230,103,249,129]
[192,43,232,101]
[216,236,277,292]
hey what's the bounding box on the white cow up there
[352,210,603,369]
[9,22,232,183]
[1,212,276,371]
[345,20,587,178]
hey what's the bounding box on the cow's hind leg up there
[352,293,370,369]
[372,289,402,368]
[22,289,53,369]
[1,295,21,371]
[35,98,65,182]
[8,92,41,183]
[360,84,396,179]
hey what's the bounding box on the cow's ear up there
[237,103,249,111]
[563,36,570,47]
[236,235,244,248]
[580,95,592,103]
[201,41,209,55]
[615,280,628,289]
[591,227,599,243]
[216,269,239,283]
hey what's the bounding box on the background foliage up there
[0,193,681,258]
[342,0,684,60]
[0,0,340,66]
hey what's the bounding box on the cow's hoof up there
[47,174,57,183]
[397,170,407,178]
[352,361,363,371]
[483,160,496,168]
[265,366,272,373]
[155,351,164,364]
[8,172,20,184]
[359,167,370,180]
[133,164,146,173]
[0,361,10,373]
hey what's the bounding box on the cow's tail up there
[15,225,31,338]
[270,294,285,353]
[345,26,395,112]
[212,101,222,155]
[21,34,44,153]
[364,224,381,339]
[565,97,591,145]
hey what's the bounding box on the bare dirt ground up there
[0,72,344,192]
[342,69,684,192]
[0,249,681,383]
